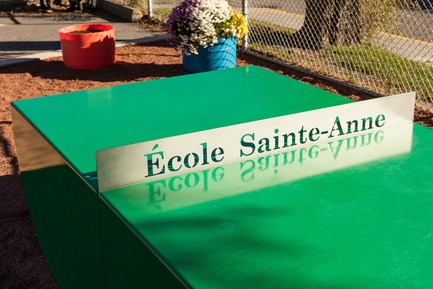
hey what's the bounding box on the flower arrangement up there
[166,0,248,55]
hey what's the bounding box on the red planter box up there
[59,24,116,70]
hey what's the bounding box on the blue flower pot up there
[182,37,237,73]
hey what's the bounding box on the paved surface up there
[246,7,433,67]
[1,5,432,68]
[0,10,168,67]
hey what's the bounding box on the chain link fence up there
[145,0,433,112]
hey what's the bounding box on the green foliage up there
[247,20,295,60]
[153,7,173,21]
[357,0,419,40]
[127,0,146,10]
[249,19,296,35]
[327,45,433,100]
[248,19,295,45]
[359,0,398,40]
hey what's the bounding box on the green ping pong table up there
[12,66,433,289]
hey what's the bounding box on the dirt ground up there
[1,39,433,288]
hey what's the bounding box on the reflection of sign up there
[103,124,414,213]
[97,92,415,192]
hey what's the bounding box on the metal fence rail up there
[146,0,433,111]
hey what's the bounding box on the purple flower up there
[166,0,200,35]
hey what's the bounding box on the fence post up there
[148,0,153,18]
[242,0,248,50]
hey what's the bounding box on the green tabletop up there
[12,66,351,190]
[101,122,433,289]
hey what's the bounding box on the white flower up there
[167,0,245,54]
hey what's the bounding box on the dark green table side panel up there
[101,124,433,289]
[21,164,103,289]
[12,108,103,289]
[11,66,351,184]
[98,196,188,289]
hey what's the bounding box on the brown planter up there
[59,24,116,70]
